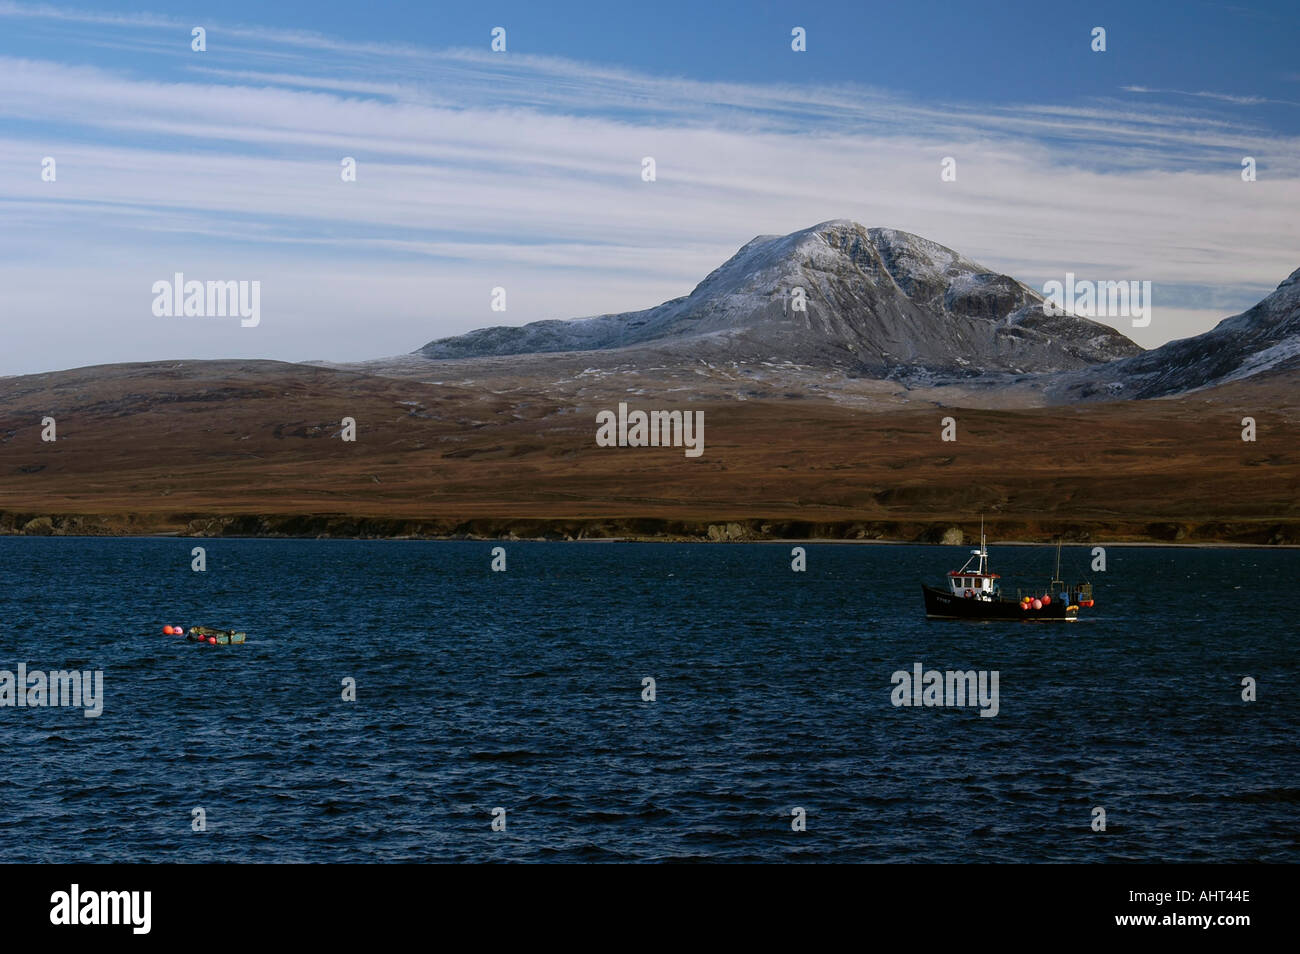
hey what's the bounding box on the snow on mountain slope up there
[416,221,1142,377]
[1060,266,1300,400]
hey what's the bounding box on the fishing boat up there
[921,527,1094,621]
[186,626,246,645]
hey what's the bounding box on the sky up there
[1,0,1298,375]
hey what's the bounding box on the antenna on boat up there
[979,515,987,574]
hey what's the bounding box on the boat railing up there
[1016,582,1090,602]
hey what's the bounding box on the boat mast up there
[979,516,987,574]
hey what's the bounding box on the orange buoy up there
[162,625,173,635]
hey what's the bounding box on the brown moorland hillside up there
[1,359,1297,544]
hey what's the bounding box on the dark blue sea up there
[0,538,1295,863]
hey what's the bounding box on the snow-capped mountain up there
[1061,266,1300,400]
[416,220,1142,377]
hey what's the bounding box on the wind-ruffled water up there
[0,538,1294,862]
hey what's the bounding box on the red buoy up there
[207,636,217,644]
[1042,595,1051,606]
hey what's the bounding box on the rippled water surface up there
[0,538,1295,862]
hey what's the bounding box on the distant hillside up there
[2,358,1298,545]
[417,220,1143,378]
[1060,267,1300,400]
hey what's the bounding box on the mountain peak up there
[1062,263,1300,400]
[416,222,1141,375]
[688,220,988,306]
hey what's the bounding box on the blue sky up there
[1,0,1298,374]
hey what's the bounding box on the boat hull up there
[187,626,246,645]
[921,584,1077,621]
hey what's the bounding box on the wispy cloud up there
[1121,84,1300,108]
[0,1,1297,375]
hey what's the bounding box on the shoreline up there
[3,511,1298,547]
[0,535,1293,549]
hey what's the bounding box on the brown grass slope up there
[1,359,1298,543]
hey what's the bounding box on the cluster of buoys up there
[162,624,218,644]
[1019,595,1052,611]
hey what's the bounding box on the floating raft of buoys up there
[162,624,245,645]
